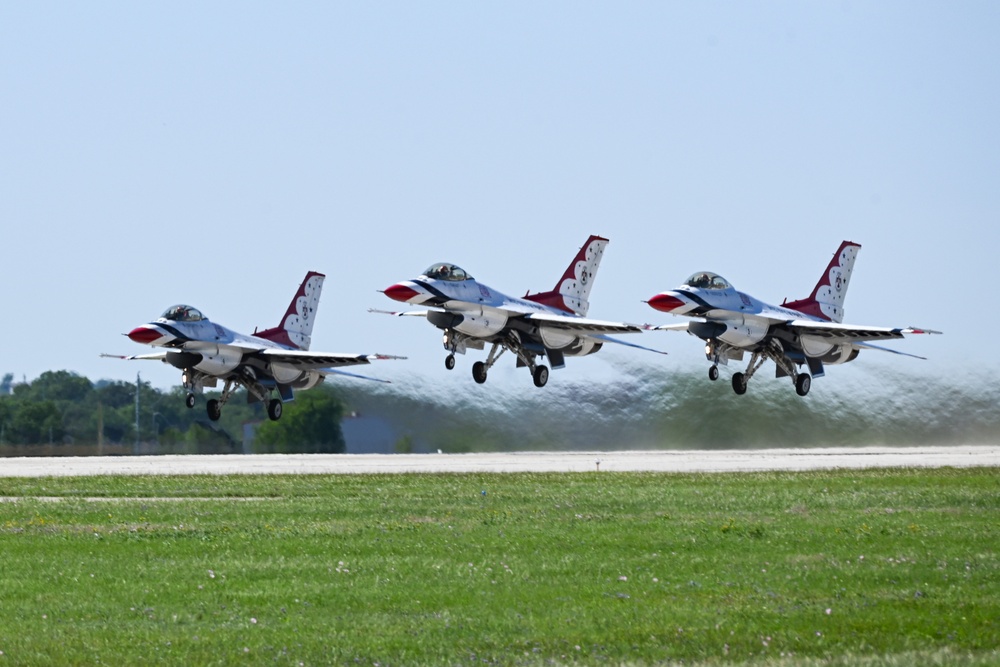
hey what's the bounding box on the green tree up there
[16,370,92,402]
[254,388,345,453]
[8,400,63,444]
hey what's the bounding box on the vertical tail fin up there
[524,235,608,316]
[783,241,860,323]
[255,271,326,350]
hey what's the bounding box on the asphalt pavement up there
[0,445,995,477]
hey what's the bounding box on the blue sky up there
[2,2,994,391]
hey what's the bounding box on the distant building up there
[341,412,401,453]
[241,412,422,454]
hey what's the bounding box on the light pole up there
[152,412,165,445]
[134,372,141,455]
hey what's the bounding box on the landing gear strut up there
[727,341,812,397]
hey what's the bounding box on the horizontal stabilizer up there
[321,368,393,383]
[853,342,929,360]
[592,334,668,355]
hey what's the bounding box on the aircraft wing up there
[368,307,433,317]
[259,349,405,370]
[521,312,643,335]
[647,321,697,332]
[786,320,942,343]
[101,352,171,361]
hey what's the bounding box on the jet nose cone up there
[648,293,686,313]
[384,283,420,303]
[127,326,164,345]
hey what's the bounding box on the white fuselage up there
[651,284,841,359]
[384,275,599,354]
[129,316,321,386]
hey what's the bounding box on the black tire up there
[533,365,549,388]
[185,393,196,409]
[795,373,811,397]
[708,365,720,382]
[206,399,221,421]
[472,361,488,384]
[445,354,456,370]
[267,399,283,421]
[731,372,747,395]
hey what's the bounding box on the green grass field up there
[0,468,997,666]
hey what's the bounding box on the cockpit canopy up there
[684,272,731,290]
[161,304,205,322]
[421,263,472,282]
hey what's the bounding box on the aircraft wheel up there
[206,399,222,421]
[445,354,456,370]
[708,365,720,382]
[185,393,196,409]
[472,361,488,384]
[731,372,748,395]
[532,365,549,388]
[795,373,811,397]
[267,399,283,421]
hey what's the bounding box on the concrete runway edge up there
[0,445,996,477]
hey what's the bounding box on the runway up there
[0,445,995,477]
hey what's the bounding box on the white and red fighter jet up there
[647,241,941,396]
[116,271,402,421]
[376,235,662,387]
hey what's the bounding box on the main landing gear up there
[472,361,488,384]
[460,332,550,387]
[721,342,812,397]
[182,371,287,422]
[532,365,549,388]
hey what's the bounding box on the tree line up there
[0,371,346,454]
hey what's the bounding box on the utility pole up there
[134,371,141,455]
[97,403,104,455]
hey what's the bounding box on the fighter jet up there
[375,235,662,387]
[646,241,940,396]
[114,271,402,421]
